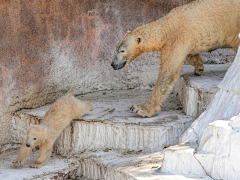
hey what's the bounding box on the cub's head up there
[25,125,47,148]
[111,32,144,70]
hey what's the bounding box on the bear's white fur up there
[12,93,94,168]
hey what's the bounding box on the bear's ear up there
[136,37,142,44]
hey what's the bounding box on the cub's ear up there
[136,37,142,44]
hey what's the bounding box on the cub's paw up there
[12,159,25,166]
[130,104,160,118]
[30,162,44,168]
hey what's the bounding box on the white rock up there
[175,64,230,117]
[180,43,240,143]
[160,143,212,179]
[11,90,194,156]
[160,119,240,180]
[0,150,79,180]
[0,149,212,180]
[194,119,240,180]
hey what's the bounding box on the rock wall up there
[180,41,240,144]
[0,0,197,150]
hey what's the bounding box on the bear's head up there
[111,32,144,70]
[25,125,47,148]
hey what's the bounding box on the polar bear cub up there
[12,93,94,168]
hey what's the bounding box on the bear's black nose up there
[111,62,117,70]
[26,143,30,147]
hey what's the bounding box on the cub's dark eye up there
[34,138,37,140]
[120,50,125,53]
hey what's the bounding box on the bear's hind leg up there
[185,54,204,76]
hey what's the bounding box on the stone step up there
[71,149,213,180]
[0,149,212,180]
[7,63,233,179]
[0,149,79,180]
[160,142,209,178]
[74,149,214,180]
[160,117,240,180]
[175,64,231,117]
[194,118,240,179]
[11,89,193,156]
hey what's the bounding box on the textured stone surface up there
[161,117,240,180]
[11,89,193,156]
[0,150,79,180]
[160,143,212,179]
[194,119,240,180]
[200,49,236,64]
[175,64,230,117]
[76,150,210,180]
[0,149,212,180]
[181,45,240,144]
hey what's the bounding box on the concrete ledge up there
[0,149,211,180]
[161,118,240,180]
[195,119,240,179]
[160,143,211,179]
[175,64,230,117]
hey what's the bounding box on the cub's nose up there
[111,62,116,70]
[26,143,30,147]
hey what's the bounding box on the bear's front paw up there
[30,162,44,168]
[12,158,25,166]
[130,104,160,118]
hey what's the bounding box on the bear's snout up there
[26,143,31,147]
[111,61,127,70]
[111,62,115,68]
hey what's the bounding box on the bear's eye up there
[120,50,125,53]
[33,138,37,140]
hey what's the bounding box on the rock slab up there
[11,90,193,156]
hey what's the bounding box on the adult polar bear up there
[111,0,240,118]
